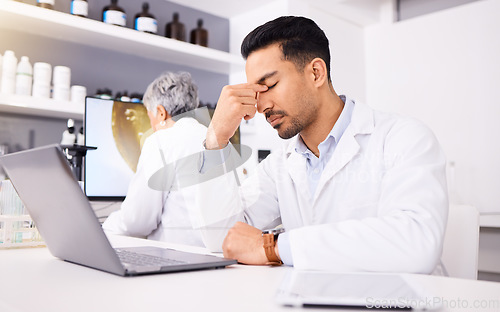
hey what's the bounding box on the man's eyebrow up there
[256,71,278,84]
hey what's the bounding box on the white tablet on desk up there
[275,271,440,310]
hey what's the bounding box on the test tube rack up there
[0,214,44,248]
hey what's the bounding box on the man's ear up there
[309,58,328,88]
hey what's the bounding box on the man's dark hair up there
[241,16,331,81]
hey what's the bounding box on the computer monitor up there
[84,97,151,200]
[84,97,240,200]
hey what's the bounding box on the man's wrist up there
[262,228,285,266]
[204,138,228,150]
[205,127,229,150]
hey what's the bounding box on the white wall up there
[229,0,289,83]
[365,0,500,213]
[307,5,366,102]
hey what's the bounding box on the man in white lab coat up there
[202,16,448,273]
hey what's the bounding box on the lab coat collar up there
[312,98,375,202]
[284,96,374,157]
[283,97,375,203]
[345,98,374,136]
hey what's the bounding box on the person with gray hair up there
[103,71,209,247]
[142,71,199,120]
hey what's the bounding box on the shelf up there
[0,93,84,120]
[0,0,245,75]
[480,213,500,229]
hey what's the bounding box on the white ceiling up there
[167,0,273,18]
[311,0,386,26]
[167,0,387,26]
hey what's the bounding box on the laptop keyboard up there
[115,249,186,267]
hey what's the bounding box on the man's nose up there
[256,92,272,114]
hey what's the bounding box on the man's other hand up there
[222,221,269,265]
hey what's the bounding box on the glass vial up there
[134,2,158,34]
[71,0,88,17]
[190,19,208,47]
[165,12,185,41]
[103,0,127,27]
[37,0,55,10]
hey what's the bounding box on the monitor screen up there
[84,97,152,200]
[84,97,240,200]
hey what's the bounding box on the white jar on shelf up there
[53,65,71,86]
[32,62,52,98]
[53,65,71,101]
[53,85,70,101]
[70,85,87,106]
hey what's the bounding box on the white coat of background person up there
[103,72,209,247]
[199,16,449,273]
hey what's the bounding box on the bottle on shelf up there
[190,19,208,47]
[71,0,89,18]
[165,12,185,41]
[130,93,143,103]
[103,88,113,98]
[95,88,113,100]
[37,0,55,10]
[116,91,130,102]
[134,2,158,34]
[32,62,52,98]
[70,85,87,106]
[15,56,33,96]
[53,65,71,101]
[121,91,130,102]
[1,50,18,95]
[102,0,127,27]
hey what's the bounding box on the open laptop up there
[276,270,440,310]
[0,144,236,276]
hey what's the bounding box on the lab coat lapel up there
[286,147,310,199]
[313,102,375,202]
[285,138,313,223]
[314,129,359,201]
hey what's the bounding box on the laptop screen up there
[84,97,152,200]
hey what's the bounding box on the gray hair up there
[143,72,200,117]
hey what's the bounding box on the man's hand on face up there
[222,222,269,265]
[205,83,268,150]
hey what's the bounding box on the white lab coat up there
[103,117,208,247]
[200,99,449,274]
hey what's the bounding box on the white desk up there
[1,235,500,312]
